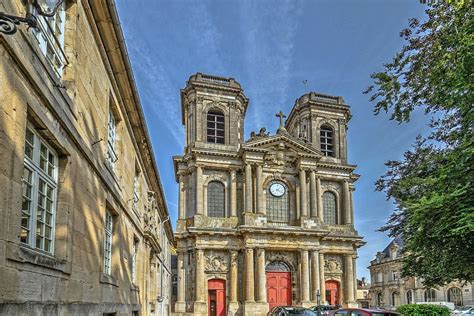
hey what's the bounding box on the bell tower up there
[285,92,351,163]
[180,73,249,153]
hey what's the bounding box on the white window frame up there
[106,109,118,168]
[131,238,138,284]
[22,125,58,254]
[132,169,140,210]
[103,210,113,275]
[32,1,67,77]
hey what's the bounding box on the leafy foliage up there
[396,304,450,316]
[365,1,474,286]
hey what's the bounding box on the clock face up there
[270,183,286,197]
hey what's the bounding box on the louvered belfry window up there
[320,125,334,157]
[207,110,225,144]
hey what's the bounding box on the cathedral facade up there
[173,73,364,315]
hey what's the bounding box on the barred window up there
[424,289,436,302]
[22,125,58,253]
[267,181,289,223]
[103,211,113,275]
[207,110,225,144]
[447,287,463,306]
[207,181,225,217]
[320,125,334,157]
[323,191,337,224]
[33,1,67,77]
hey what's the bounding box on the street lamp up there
[316,289,321,316]
[0,0,64,35]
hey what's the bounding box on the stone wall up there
[0,0,173,315]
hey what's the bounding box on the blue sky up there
[116,0,430,279]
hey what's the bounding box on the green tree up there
[364,1,474,286]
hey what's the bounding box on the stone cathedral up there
[173,73,364,316]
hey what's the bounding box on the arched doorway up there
[447,287,463,307]
[325,280,340,306]
[208,279,226,316]
[266,261,292,310]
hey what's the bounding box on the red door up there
[266,272,292,310]
[325,280,340,306]
[208,279,226,316]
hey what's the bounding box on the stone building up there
[368,237,473,309]
[173,73,365,315]
[356,278,371,308]
[0,1,173,315]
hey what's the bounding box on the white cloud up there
[239,1,303,132]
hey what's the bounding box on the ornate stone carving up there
[250,127,270,141]
[205,254,228,273]
[266,251,297,271]
[325,255,343,274]
[230,251,238,267]
[321,181,341,193]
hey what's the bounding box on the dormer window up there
[207,109,225,144]
[320,125,334,157]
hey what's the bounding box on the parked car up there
[310,305,339,315]
[331,308,401,316]
[453,306,474,315]
[268,306,318,315]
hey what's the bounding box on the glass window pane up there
[323,192,337,224]
[207,181,225,217]
[207,110,225,144]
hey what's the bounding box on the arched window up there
[323,192,337,224]
[377,293,383,306]
[424,289,437,302]
[267,181,289,224]
[447,287,463,306]
[207,109,225,144]
[391,291,400,306]
[266,261,290,272]
[406,290,413,304]
[207,181,225,217]
[320,125,334,157]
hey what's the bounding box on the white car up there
[453,306,474,315]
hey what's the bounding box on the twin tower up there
[173,73,364,316]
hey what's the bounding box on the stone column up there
[301,250,310,303]
[176,252,186,312]
[256,164,264,214]
[352,256,357,304]
[343,180,351,224]
[245,163,253,213]
[178,173,186,219]
[311,250,320,302]
[196,166,203,215]
[319,253,326,303]
[345,254,355,304]
[350,188,355,224]
[316,177,323,221]
[230,250,239,303]
[256,248,267,303]
[310,170,317,218]
[230,169,237,217]
[195,249,205,302]
[299,169,308,218]
[244,248,255,302]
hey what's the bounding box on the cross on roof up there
[276,111,286,128]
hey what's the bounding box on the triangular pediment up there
[243,132,322,157]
